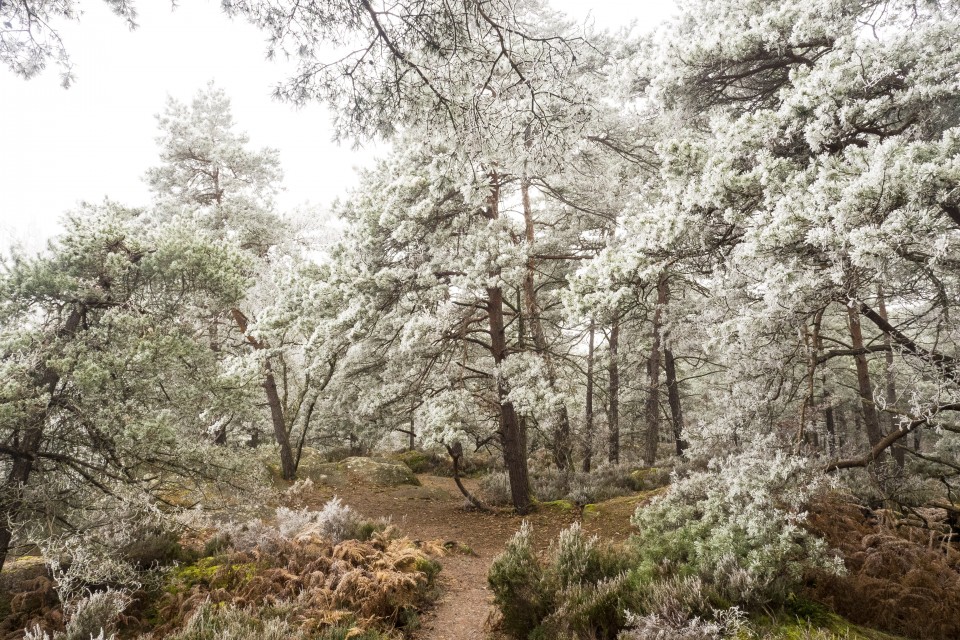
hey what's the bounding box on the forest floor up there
[301,474,643,640]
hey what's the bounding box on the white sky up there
[0,1,675,251]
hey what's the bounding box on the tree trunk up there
[664,347,687,456]
[608,314,621,464]
[488,285,531,514]
[520,173,572,470]
[877,290,904,466]
[446,442,489,511]
[644,274,668,467]
[0,308,83,573]
[847,304,885,449]
[231,308,297,481]
[263,358,297,480]
[483,175,530,514]
[582,322,596,472]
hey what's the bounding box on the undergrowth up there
[479,462,659,507]
[805,492,960,639]
[7,498,441,640]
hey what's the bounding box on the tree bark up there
[582,322,595,472]
[644,274,668,467]
[483,175,531,514]
[231,308,297,481]
[0,307,83,573]
[488,285,531,514]
[847,304,885,450]
[608,314,621,464]
[446,442,490,511]
[664,346,687,456]
[877,290,904,466]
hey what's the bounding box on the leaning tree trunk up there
[608,314,621,464]
[0,307,83,572]
[231,308,297,481]
[520,172,572,470]
[847,304,885,450]
[644,274,668,467]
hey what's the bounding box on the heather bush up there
[22,588,131,640]
[163,600,305,640]
[222,496,380,552]
[488,522,641,639]
[617,608,745,640]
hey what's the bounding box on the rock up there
[270,449,421,487]
[339,456,421,487]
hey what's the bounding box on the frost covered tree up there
[0,204,250,572]
[581,0,960,508]
[0,0,137,86]
[145,84,340,480]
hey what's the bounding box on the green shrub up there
[489,522,642,640]
[488,522,550,638]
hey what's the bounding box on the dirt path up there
[304,475,588,640]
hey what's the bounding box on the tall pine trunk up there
[582,322,596,472]
[847,304,885,450]
[664,346,687,456]
[877,290,904,466]
[644,274,668,466]
[484,176,531,514]
[608,314,620,464]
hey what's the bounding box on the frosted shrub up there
[166,600,306,640]
[618,608,745,640]
[62,590,132,640]
[281,477,315,506]
[275,506,320,538]
[219,517,279,552]
[278,496,365,543]
[477,471,513,505]
[16,489,181,601]
[224,496,371,552]
[642,576,713,626]
[631,443,842,606]
[22,588,131,640]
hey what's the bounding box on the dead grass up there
[150,526,440,638]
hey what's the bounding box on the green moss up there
[394,449,430,473]
[539,499,577,511]
[166,557,258,594]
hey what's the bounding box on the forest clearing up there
[4,0,960,638]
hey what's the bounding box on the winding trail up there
[306,475,589,639]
